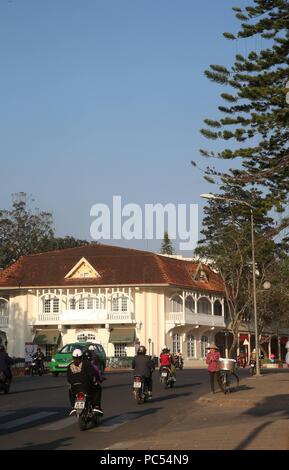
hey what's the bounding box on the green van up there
[49,342,106,376]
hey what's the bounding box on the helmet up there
[72,348,83,358]
[88,345,96,351]
[138,345,147,355]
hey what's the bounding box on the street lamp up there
[200,192,261,376]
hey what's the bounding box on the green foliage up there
[160,232,175,255]
[0,193,90,268]
[200,0,289,207]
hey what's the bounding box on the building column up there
[237,332,240,357]
[225,333,229,359]
[268,336,271,359]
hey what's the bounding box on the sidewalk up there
[106,370,289,450]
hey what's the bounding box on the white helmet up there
[72,348,83,358]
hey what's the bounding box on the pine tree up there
[160,232,175,255]
[200,0,289,211]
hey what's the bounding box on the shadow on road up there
[7,385,65,395]
[14,436,74,450]
[233,394,289,450]
[151,392,194,404]
[166,382,201,390]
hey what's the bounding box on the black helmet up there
[138,345,147,355]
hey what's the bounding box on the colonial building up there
[0,244,227,365]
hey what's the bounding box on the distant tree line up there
[0,192,90,269]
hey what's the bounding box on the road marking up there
[0,412,57,430]
[92,412,141,432]
[39,416,76,431]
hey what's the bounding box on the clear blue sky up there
[0,0,252,254]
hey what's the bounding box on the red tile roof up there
[0,243,224,293]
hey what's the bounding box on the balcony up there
[35,309,135,325]
[166,311,225,328]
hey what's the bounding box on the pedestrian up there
[206,343,221,394]
[285,350,289,368]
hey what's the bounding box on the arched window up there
[214,300,222,316]
[172,333,180,355]
[0,299,8,316]
[187,333,195,358]
[201,335,209,358]
[185,296,195,314]
[76,332,97,342]
[111,294,129,312]
[197,298,211,315]
[42,297,60,314]
[170,295,183,313]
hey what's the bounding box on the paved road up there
[0,368,250,450]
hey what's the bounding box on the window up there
[201,336,209,358]
[172,333,180,355]
[197,298,211,314]
[76,332,96,342]
[45,345,57,358]
[53,298,59,313]
[95,297,100,309]
[87,297,93,309]
[187,334,195,358]
[114,343,127,357]
[121,296,128,312]
[44,299,51,313]
[79,298,85,310]
[185,296,195,314]
[0,300,8,316]
[171,295,183,313]
[214,300,222,316]
[70,298,76,310]
[112,297,119,312]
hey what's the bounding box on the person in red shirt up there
[206,343,221,394]
[159,346,176,381]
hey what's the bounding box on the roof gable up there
[64,257,100,280]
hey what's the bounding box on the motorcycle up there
[30,358,45,376]
[174,355,184,370]
[133,375,149,404]
[0,371,11,394]
[160,366,175,389]
[72,389,101,431]
[249,360,256,375]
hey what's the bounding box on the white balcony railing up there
[36,309,135,325]
[37,313,60,323]
[166,311,225,328]
[0,315,9,327]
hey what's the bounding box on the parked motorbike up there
[30,359,44,376]
[133,375,149,404]
[160,366,175,389]
[174,355,184,370]
[72,389,100,431]
[0,371,11,394]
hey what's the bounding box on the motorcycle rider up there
[32,348,45,372]
[132,345,155,399]
[159,346,176,381]
[84,345,106,383]
[67,349,103,416]
[0,345,13,383]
